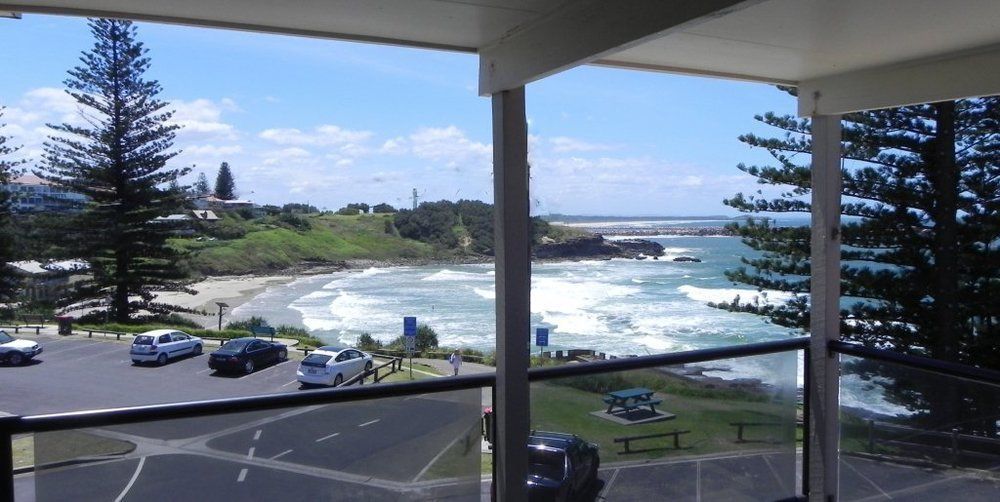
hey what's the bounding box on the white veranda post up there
[808,113,843,501]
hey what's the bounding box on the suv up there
[484,411,600,502]
[527,431,600,501]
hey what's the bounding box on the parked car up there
[484,421,600,502]
[130,329,204,366]
[526,431,600,501]
[208,337,287,374]
[296,345,373,387]
[0,330,42,366]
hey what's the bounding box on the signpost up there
[536,327,549,356]
[404,316,417,379]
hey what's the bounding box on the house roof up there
[6,0,999,114]
[11,174,52,186]
[9,259,89,275]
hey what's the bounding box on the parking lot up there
[5,333,485,501]
[6,333,998,501]
[0,333,307,416]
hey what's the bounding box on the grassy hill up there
[173,203,592,277]
[174,213,437,275]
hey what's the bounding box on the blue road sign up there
[536,327,549,347]
[404,316,417,337]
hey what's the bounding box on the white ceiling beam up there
[478,0,761,96]
[798,44,1000,116]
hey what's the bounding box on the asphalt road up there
[0,334,304,416]
[7,334,998,501]
[6,333,486,500]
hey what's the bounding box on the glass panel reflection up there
[32,389,483,501]
[839,355,1000,501]
[528,351,799,500]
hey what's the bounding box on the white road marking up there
[281,379,299,387]
[599,468,622,498]
[269,449,293,461]
[237,468,248,483]
[358,419,380,428]
[247,446,255,459]
[197,368,212,374]
[114,456,145,502]
[404,393,429,401]
[315,432,340,443]
[253,429,262,441]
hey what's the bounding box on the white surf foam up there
[677,285,800,306]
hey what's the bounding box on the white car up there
[297,346,373,387]
[130,329,203,366]
[0,330,42,365]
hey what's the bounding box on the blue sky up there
[0,14,797,216]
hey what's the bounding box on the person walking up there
[449,349,463,376]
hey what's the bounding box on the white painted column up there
[808,114,843,501]
[492,86,531,501]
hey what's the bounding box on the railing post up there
[492,85,531,502]
[0,416,15,502]
[807,113,843,501]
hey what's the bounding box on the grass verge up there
[15,431,136,470]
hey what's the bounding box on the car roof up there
[316,345,349,354]
[529,431,581,449]
[137,329,180,337]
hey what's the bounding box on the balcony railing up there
[2,337,997,501]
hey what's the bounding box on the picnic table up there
[603,387,662,415]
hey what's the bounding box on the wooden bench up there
[730,421,785,443]
[614,430,691,454]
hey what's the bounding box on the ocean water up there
[231,230,906,415]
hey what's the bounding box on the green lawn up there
[176,214,438,275]
[17,431,136,469]
[530,369,797,460]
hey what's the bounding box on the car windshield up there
[0,332,13,343]
[301,354,332,367]
[529,448,566,480]
[133,335,154,345]
[221,339,251,352]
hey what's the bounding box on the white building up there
[2,174,87,212]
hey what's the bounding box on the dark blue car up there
[527,431,600,501]
[208,337,287,374]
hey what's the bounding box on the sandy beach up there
[155,275,294,327]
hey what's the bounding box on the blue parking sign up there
[404,316,417,337]
[536,328,549,347]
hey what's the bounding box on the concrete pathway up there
[412,357,495,376]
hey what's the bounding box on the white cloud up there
[258,125,372,147]
[408,126,491,167]
[169,98,239,141]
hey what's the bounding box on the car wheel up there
[157,353,168,366]
[7,352,24,366]
[192,344,202,355]
[278,349,287,361]
[364,361,373,373]
[244,360,255,374]
[333,374,343,386]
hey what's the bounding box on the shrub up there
[356,332,382,351]
[226,316,268,331]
